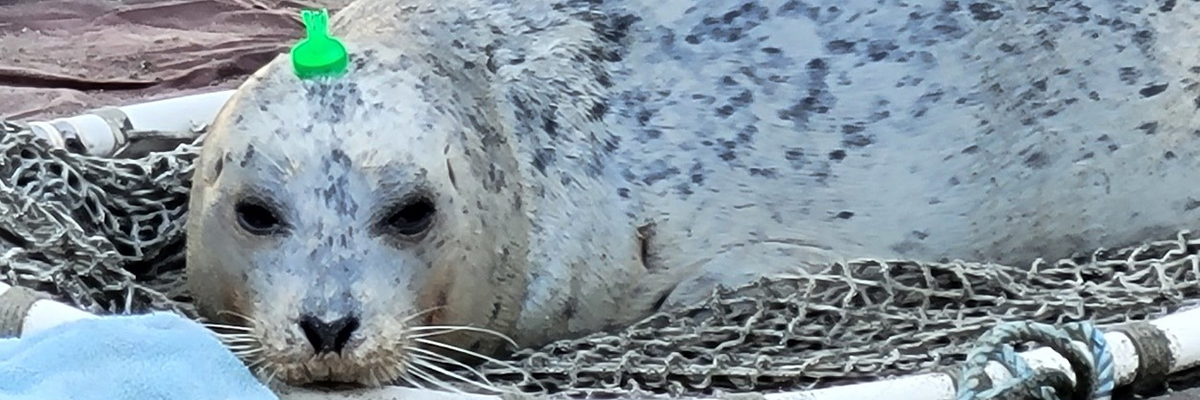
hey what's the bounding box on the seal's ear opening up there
[637,222,663,272]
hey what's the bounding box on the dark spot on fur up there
[617,188,630,198]
[446,160,458,190]
[1118,67,1141,85]
[1165,151,1177,160]
[1033,79,1048,92]
[828,150,846,161]
[826,39,855,54]
[835,211,854,219]
[1140,83,1168,98]
[1133,30,1153,46]
[543,115,558,137]
[730,90,753,108]
[867,40,898,61]
[1023,151,1048,169]
[533,148,555,175]
[968,3,1002,21]
[562,299,577,319]
[213,153,226,178]
[784,148,807,169]
[749,168,778,178]
[1138,122,1159,135]
[588,102,608,120]
[716,105,735,117]
[1187,198,1200,211]
[841,125,873,148]
[1160,0,1177,12]
[490,302,502,320]
[424,289,450,325]
[642,161,680,185]
[962,145,980,154]
[240,145,255,168]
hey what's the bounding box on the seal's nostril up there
[299,315,360,354]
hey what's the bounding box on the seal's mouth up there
[301,380,371,391]
[204,314,528,390]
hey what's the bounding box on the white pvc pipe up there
[116,90,234,134]
[1150,307,1200,372]
[21,90,235,156]
[1,278,1196,400]
[762,309,1198,400]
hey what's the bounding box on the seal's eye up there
[383,197,436,237]
[235,200,283,235]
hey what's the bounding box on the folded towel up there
[0,311,278,400]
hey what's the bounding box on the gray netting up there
[475,238,1200,398]
[1,120,1198,398]
[0,121,196,316]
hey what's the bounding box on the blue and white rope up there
[955,321,1115,400]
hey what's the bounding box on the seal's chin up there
[273,353,407,388]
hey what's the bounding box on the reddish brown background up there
[0,0,348,120]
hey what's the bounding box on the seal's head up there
[186,1,667,388]
[186,13,538,388]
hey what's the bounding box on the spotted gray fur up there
[186,0,1200,388]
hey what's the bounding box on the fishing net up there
[1,119,1199,399]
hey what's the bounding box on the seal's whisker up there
[368,368,383,387]
[399,372,426,390]
[404,325,518,348]
[214,311,259,327]
[411,354,503,393]
[408,347,495,385]
[385,363,405,386]
[401,306,445,324]
[227,345,262,353]
[246,357,270,370]
[211,333,258,341]
[233,347,265,356]
[407,363,464,393]
[264,368,279,386]
[214,337,261,347]
[203,323,256,332]
[412,338,531,379]
[218,339,260,347]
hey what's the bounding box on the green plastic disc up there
[291,9,348,79]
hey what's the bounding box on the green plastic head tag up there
[291,9,349,79]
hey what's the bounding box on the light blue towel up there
[0,312,278,400]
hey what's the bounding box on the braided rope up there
[955,321,1115,400]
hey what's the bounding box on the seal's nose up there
[299,315,360,354]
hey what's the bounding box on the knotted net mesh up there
[1,121,1198,398]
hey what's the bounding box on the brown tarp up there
[0,0,347,120]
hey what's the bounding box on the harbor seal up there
[186,0,1200,388]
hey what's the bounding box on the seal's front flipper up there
[653,244,827,312]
